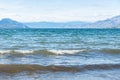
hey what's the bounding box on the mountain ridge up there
[25,15,120,28]
[0,18,29,29]
[0,15,120,28]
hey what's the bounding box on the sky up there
[0,0,120,22]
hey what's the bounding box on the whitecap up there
[48,50,86,55]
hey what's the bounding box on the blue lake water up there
[0,28,120,80]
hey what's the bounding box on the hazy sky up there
[0,0,120,22]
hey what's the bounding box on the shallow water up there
[0,28,120,80]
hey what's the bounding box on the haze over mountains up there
[0,15,120,28]
[25,15,120,28]
[0,18,28,29]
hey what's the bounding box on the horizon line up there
[0,15,119,23]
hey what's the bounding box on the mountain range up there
[25,15,120,28]
[0,15,120,28]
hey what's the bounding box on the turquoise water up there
[0,29,120,50]
[0,29,120,80]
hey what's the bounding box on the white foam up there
[0,50,11,54]
[0,49,86,55]
[48,50,86,54]
[15,50,34,54]
[0,50,34,54]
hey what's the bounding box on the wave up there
[99,49,120,54]
[0,49,120,56]
[0,49,86,55]
[0,63,120,73]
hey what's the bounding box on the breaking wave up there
[0,49,86,55]
[0,48,120,56]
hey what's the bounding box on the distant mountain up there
[25,21,90,28]
[1,15,119,29]
[0,18,28,29]
[83,15,120,28]
[25,15,120,28]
